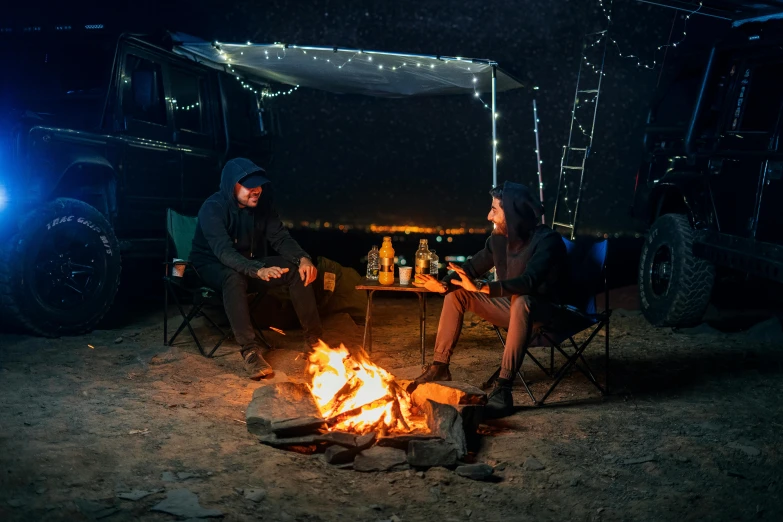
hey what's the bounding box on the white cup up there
[171,259,186,278]
[398,266,413,285]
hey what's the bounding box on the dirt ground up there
[2,287,783,522]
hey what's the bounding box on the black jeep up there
[0,25,272,336]
[632,14,783,327]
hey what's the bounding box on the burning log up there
[307,342,426,434]
[324,396,393,429]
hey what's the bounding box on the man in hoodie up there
[190,158,323,379]
[412,181,568,418]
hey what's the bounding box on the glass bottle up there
[366,245,379,280]
[429,249,439,276]
[378,236,395,285]
[415,239,431,277]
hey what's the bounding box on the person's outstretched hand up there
[415,273,446,293]
[257,266,289,281]
[447,263,489,294]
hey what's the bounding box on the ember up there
[307,342,425,434]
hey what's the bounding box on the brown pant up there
[433,289,552,380]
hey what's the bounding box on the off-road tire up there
[638,213,715,327]
[0,198,121,337]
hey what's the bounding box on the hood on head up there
[500,181,544,246]
[220,157,271,202]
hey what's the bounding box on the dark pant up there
[433,289,553,380]
[197,257,323,349]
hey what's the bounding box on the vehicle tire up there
[638,213,715,327]
[0,198,122,337]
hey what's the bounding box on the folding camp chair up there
[482,237,610,406]
[163,208,271,357]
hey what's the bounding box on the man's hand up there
[415,273,447,293]
[299,257,317,287]
[257,266,289,281]
[448,263,490,294]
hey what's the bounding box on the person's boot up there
[484,378,514,419]
[242,345,274,380]
[406,362,451,393]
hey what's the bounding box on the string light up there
[261,85,300,98]
[592,0,702,70]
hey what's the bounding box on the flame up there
[307,341,424,434]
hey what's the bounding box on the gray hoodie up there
[189,158,310,277]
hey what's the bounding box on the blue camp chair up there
[482,236,610,406]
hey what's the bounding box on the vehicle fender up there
[648,183,694,225]
[52,157,118,219]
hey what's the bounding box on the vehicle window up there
[170,68,209,134]
[123,55,166,126]
[729,62,783,133]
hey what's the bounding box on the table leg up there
[362,290,374,353]
[418,293,427,366]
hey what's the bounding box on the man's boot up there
[484,379,514,419]
[242,345,274,380]
[406,362,451,393]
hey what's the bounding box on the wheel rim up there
[650,244,672,297]
[30,223,107,311]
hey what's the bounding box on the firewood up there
[324,396,393,427]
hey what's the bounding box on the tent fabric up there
[172,37,525,98]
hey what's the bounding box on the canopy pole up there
[491,65,498,188]
[533,98,545,224]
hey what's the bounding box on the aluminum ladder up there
[552,30,608,239]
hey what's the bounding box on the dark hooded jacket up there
[189,158,310,277]
[442,181,568,301]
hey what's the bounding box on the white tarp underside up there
[171,35,525,98]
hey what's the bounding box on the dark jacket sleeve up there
[265,208,310,265]
[198,200,265,277]
[487,233,565,298]
[441,237,495,290]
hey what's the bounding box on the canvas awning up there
[171,33,526,188]
[171,36,525,98]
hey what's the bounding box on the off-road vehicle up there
[0,25,272,336]
[632,13,783,326]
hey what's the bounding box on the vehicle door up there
[167,64,222,218]
[712,54,783,240]
[116,47,179,235]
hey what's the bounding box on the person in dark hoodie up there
[411,181,568,418]
[190,158,323,379]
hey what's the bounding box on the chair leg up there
[605,316,610,395]
[164,280,169,345]
[493,325,505,347]
[257,329,273,351]
[538,324,606,404]
[168,304,199,346]
[517,373,539,406]
[199,308,230,358]
[481,367,501,390]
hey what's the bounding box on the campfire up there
[307,342,426,434]
[245,341,489,474]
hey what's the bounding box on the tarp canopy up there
[171,34,525,98]
[635,0,783,20]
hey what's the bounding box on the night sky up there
[8,1,732,234]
